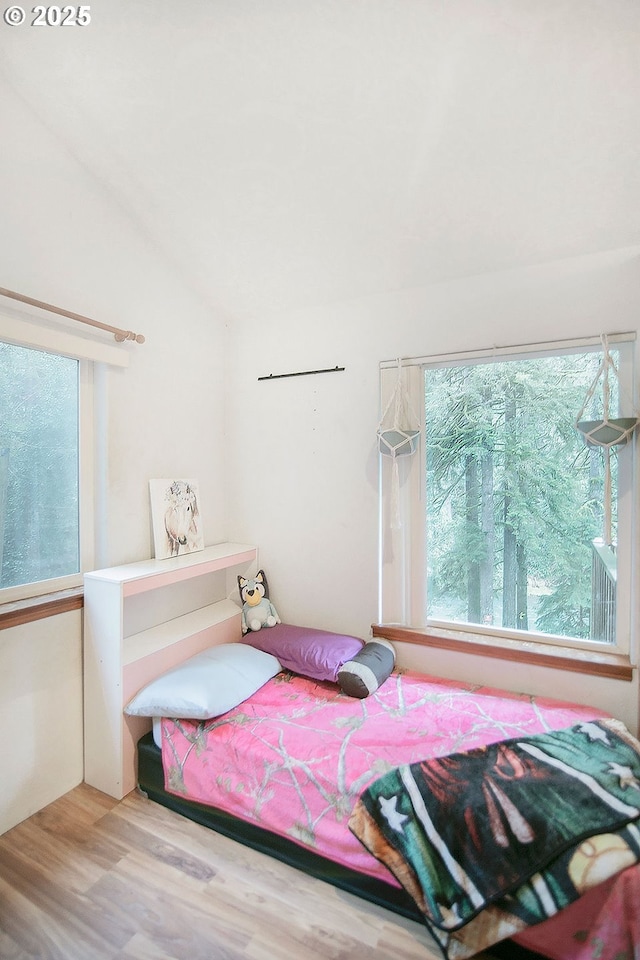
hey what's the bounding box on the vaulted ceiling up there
[1,0,639,320]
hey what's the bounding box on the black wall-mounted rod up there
[258,365,345,381]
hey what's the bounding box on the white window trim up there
[0,308,129,368]
[0,311,99,603]
[379,334,638,659]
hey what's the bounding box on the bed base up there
[136,733,542,959]
[137,732,421,918]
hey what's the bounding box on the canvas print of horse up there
[149,479,204,560]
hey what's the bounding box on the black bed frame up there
[136,732,543,960]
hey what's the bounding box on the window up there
[1,342,80,594]
[379,336,636,655]
[0,330,95,603]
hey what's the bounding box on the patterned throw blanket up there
[348,718,640,960]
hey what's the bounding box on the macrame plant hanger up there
[377,358,420,530]
[575,334,638,545]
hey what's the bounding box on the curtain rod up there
[258,365,345,381]
[0,286,145,344]
[381,332,635,369]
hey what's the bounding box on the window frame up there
[0,314,98,604]
[378,333,637,660]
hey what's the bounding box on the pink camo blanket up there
[160,670,608,884]
[160,671,640,958]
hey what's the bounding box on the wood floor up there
[0,783,519,960]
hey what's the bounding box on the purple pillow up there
[241,623,364,683]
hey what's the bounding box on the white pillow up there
[124,643,281,719]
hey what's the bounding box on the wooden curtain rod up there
[0,286,145,344]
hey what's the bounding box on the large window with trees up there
[423,337,635,653]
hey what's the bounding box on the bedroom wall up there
[0,78,229,833]
[1,61,639,833]
[225,246,640,733]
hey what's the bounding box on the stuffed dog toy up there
[238,570,281,633]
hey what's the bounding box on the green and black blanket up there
[348,718,640,959]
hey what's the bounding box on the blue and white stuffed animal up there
[238,569,281,633]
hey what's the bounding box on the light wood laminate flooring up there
[0,783,526,960]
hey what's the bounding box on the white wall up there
[226,247,640,731]
[1,59,639,832]
[0,79,229,831]
[0,612,83,835]
[0,77,232,568]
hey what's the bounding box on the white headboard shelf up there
[83,542,257,799]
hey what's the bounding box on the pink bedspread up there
[161,670,607,878]
[160,670,637,957]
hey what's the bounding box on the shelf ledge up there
[123,599,241,664]
[0,588,84,631]
[372,624,634,682]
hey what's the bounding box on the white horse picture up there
[149,478,204,559]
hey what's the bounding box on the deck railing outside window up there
[591,539,616,644]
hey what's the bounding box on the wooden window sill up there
[0,588,84,631]
[372,624,634,682]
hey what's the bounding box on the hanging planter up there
[575,335,638,545]
[576,417,637,448]
[377,359,421,529]
[378,427,420,458]
[377,358,421,459]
